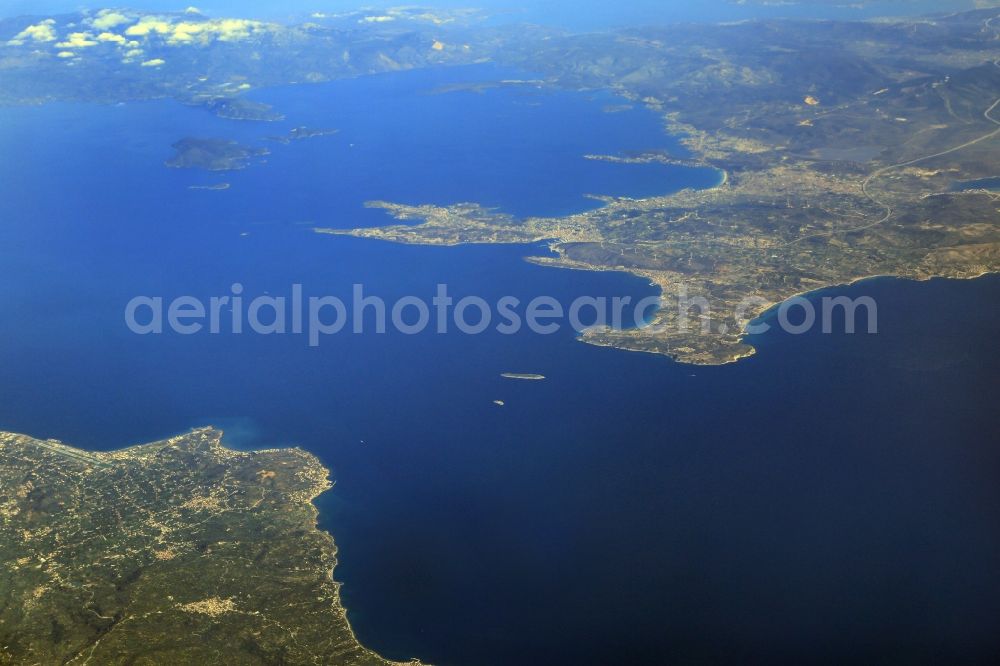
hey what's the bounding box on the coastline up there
[744,271,1000,334]
[537,254,1000,365]
[0,427,418,666]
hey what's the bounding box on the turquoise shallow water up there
[1,65,999,664]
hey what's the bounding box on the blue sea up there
[1,64,999,664]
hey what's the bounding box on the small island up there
[267,126,340,144]
[166,138,269,171]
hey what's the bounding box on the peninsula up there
[318,10,1000,364]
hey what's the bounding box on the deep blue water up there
[1,65,999,665]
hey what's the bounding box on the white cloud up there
[212,19,265,42]
[7,19,57,46]
[140,58,165,67]
[96,32,127,45]
[167,21,209,44]
[91,10,132,31]
[165,18,266,45]
[56,50,75,58]
[56,32,98,48]
[125,17,173,37]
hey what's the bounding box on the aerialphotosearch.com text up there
[124,282,878,344]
